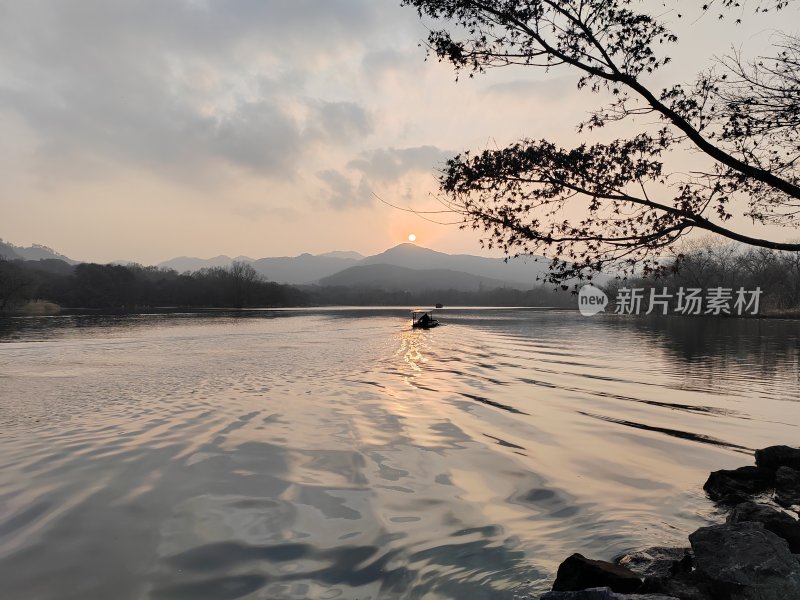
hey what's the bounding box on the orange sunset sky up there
[1,1,796,264]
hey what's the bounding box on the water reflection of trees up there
[454,308,800,394]
[0,310,290,342]
[619,316,800,385]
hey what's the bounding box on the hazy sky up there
[1,1,796,264]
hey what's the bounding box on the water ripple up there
[0,309,798,599]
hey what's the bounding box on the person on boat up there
[418,312,431,326]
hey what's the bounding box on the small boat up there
[411,310,440,329]
[435,303,444,309]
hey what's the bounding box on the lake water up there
[0,308,798,599]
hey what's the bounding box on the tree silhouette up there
[0,259,36,311]
[402,0,799,284]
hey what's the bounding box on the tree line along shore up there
[0,257,574,313]
[1,241,799,316]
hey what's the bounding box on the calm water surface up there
[0,308,798,599]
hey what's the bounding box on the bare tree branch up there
[402,0,800,283]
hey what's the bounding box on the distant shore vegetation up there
[3,240,799,315]
[0,258,574,314]
[613,240,800,315]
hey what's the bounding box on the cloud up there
[307,101,373,145]
[362,48,422,82]
[317,145,453,208]
[347,146,453,181]
[316,168,371,209]
[0,0,386,182]
[480,75,577,102]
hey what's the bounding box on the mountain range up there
[0,239,78,264]
[157,243,548,290]
[319,264,515,293]
[2,240,551,291]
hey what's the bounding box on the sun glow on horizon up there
[408,233,416,242]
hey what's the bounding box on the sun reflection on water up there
[399,328,428,374]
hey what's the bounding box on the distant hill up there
[158,252,361,284]
[0,240,21,260]
[319,263,515,293]
[319,250,364,260]
[250,254,361,285]
[20,258,75,276]
[158,255,254,272]
[360,243,547,287]
[9,239,572,289]
[0,240,78,264]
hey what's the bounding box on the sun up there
[408,233,417,242]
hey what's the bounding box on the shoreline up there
[539,445,800,599]
[3,302,800,320]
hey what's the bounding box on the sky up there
[0,1,797,264]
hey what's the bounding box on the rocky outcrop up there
[540,588,678,599]
[755,445,800,471]
[615,547,691,580]
[540,446,800,600]
[637,575,710,600]
[702,445,800,507]
[551,554,643,594]
[727,501,800,552]
[702,466,774,504]
[690,522,800,599]
[618,548,710,600]
[774,466,800,508]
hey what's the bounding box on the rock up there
[728,501,800,552]
[552,554,642,593]
[689,521,800,599]
[639,575,712,600]
[756,446,800,472]
[615,546,691,579]
[629,549,711,600]
[703,466,775,503]
[540,588,677,599]
[775,466,800,508]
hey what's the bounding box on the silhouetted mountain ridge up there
[319,264,516,293]
[359,243,547,288]
[156,243,547,287]
[3,238,549,289]
[157,255,254,272]
[0,240,78,264]
[249,254,362,285]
